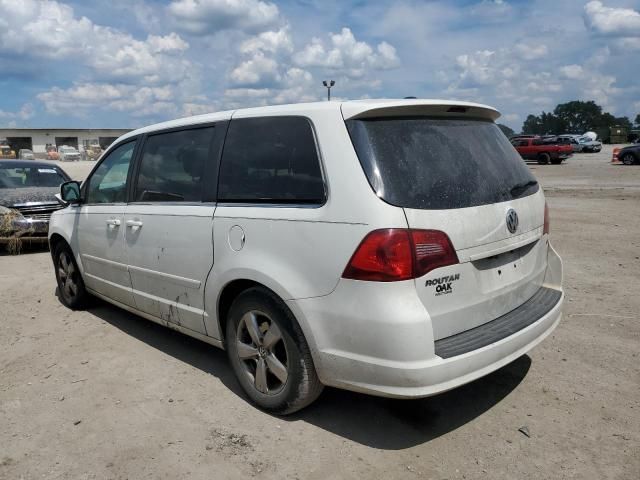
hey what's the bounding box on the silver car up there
[18,149,35,160]
[58,146,81,162]
[556,135,584,152]
[577,136,602,153]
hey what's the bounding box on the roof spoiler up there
[341,100,500,122]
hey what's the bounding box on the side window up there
[218,117,325,204]
[134,127,214,202]
[515,139,529,147]
[532,139,544,146]
[86,140,136,204]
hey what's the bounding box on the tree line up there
[519,100,638,136]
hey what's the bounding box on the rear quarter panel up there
[203,106,408,340]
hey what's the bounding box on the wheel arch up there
[48,232,69,259]
[214,278,319,362]
[217,278,262,345]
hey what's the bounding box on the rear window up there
[218,117,325,204]
[347,117,539,210]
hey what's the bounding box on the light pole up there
[322,80,335,101]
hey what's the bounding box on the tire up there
[225,287,323,415]
[622,153,636,166]
[53,242,89,310]
[537,152,550,165]
[551,158,563,165]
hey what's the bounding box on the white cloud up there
[0,0,93,58]
[560,64,584,79]
[0,0,203,120]
[147,33,190,54]
[447,41,628,122]
[470,0,513,21]
[612,36,640,51]
[503,113,519,122]
[455,50,496,87]
[283,68,313,88]
[0,0,192,84]
[229,52,280,86]
[223,67,316,108]
[514,43,548,60]
[0,104,34,121]
[240,28,293,54]
[167,0,280,35]
[584,1,640,36]
[225,26,398,107]
[294,28,399,78]
[37,83,179,118]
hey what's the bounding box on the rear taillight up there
[543,202,550,235]
[342,229,458,282]
[411,230,459,277]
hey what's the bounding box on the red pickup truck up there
[510,137,573,164]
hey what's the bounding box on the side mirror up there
[59,181,82,205]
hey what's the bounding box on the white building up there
[0,128,131,156]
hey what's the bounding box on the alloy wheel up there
[58,251,79,302]
[235,310,289,395]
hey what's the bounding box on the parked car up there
[0,144,16,159]
[556,135,584,153]
[82,144,103,161]
[0,160,70,249]
[509,134,537,141]
[18,149,35,160]
[613,144,640,165]
[46,145,60,161]
[58,145,81,162]
[577,136,602,153]
[49,100,564,414]
[510,137,573,164]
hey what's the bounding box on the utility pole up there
[322,80,335,101]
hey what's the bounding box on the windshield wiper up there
[509,180,538,197]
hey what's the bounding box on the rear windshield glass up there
[347,117,539,210]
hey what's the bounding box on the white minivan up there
[49,99,563,414]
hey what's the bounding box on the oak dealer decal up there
[425,274,460,296]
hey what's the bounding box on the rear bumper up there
[290,243,563,398]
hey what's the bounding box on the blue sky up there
[0,0,639,130]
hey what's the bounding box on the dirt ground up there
[1,147,638,479]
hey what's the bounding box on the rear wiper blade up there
[509,180,538,196]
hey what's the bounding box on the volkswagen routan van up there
[49,99,563,414]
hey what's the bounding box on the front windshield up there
[0,166,67,189]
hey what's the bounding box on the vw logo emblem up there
[506,209,519,234]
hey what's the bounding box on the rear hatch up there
[345,104,548,340]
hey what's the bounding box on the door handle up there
[126,220,144,230]
[106,218,121,227]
